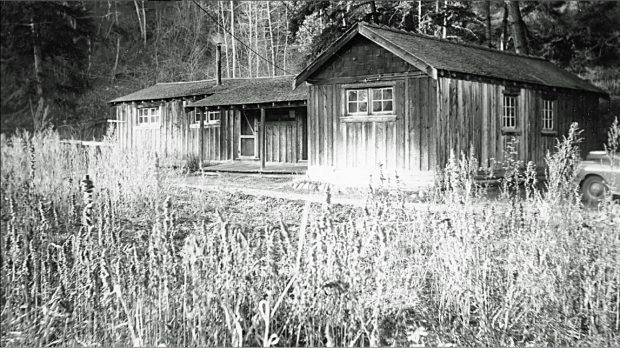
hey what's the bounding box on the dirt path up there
[165,173,457,213]
[169,172,370,206]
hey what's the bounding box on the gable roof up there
[188,76,308,108]
[295,22,607,95]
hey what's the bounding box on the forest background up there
[1,1,618,138]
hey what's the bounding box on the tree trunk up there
[30,8,49,131]
[500,2,508,50]
[418,1,422,32]
[442,1,447,39]
[133,0,146,47]
[247,1,253,78]
[434,0,441,37]
[283,4,288,73]
[220,2,230,78]
[141,0,147,46]
[368,1,378,23]
[266,1,276,76]
[255,2,260,77]
[230,0,236,78]
[486,1,492,48]
[505,0,529,54]
[111,35,120,81]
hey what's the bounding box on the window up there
[208,111,220,123]
[542,99,554,131]
[502,94,517,129]
[347,89,368,114]
[346,87,394,116]
[194,110,220,124]
[372,87,393,113]
[138,107,159,125]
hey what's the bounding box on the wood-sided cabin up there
[109,79,213,160]
[109,76,308,166]
[187,76,308,165]
[294,22,608,183]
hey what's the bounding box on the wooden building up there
[294,22,608,183]
[187,77,308,166]
[109,76,308,165]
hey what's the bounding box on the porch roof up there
[188,76,308,108]
[109,76,304,104]
[109,79,216,104]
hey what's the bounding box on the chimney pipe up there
[216,43,222,85]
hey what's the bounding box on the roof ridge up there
[155,78,215,85]
[360,21,548,62]
[154,75,296,86]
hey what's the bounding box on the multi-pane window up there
[372,87,393,113]
[208,111,220,123]
[346,87,394,115]
[138,107,160,125]
[542,99,554,131]
[502,94,517,129]
[194,110,220,124]
[347,89,368,114]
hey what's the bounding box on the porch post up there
[260,107,266,171]
[199,107,204,169]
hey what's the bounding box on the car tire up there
[581,175,608,204]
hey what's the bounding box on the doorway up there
[239,110,258,158]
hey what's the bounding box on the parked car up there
[576,151,620,204]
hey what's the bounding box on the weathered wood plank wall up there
[308,76,437,173]
[113,104,308,163]
[436,77,601,168]
[264,111,306,163]
[113,101,226,161]
[305,33,602,178]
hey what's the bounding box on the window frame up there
[346,89,369,115]
[191,109,221,128]
[137,106,160,127]
[501,88,520,134]
[342,82,397,122]
[371,87,394,114]
[541,94,557,135]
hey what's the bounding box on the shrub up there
[1,129,618,347]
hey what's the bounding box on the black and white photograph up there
[1,0,619,346]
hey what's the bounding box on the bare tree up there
[246,1,253,77]
[230,0,237,78]
[29,8,50,131]
[266,1,276,76]
[133,0,147,46]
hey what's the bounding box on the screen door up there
[239,111,257,158]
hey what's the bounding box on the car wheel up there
[581,175,608,204]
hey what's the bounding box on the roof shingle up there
[296,22,606,95]
[363,24,605,94]
[188,76,308,107]
[109,79,216,103]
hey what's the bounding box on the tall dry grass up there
[0,125,618,347]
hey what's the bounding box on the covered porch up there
[187,76,308,170]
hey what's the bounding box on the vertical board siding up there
[435,77,602,169]
[264,121,300,163]
[114,100,227,162]
[307,75,600,176]
[307,76,438,173]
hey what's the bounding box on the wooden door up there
[239,111,257,158]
